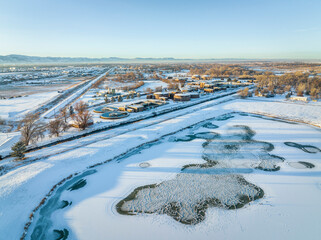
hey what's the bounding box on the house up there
[118,106,128,112]
[159,97,168,101]
[290,96,310,102]
[70,119,94,128]
[100,111,129,120]
[127,104,145,112]
[154,92,169,99]
[190,93,200,98]
[174,93,191,101]
[201,75,210,80]
[191,75,200,80]
[146,94,155,99]
[204,88,214,93]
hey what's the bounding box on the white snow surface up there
[136,80,168,92]
[0,96,321,240]
[223,98,321,127]
[0,92,59,120]
[32,115,321,240]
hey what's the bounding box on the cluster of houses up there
[90,76,256,121]
[118,99,167,112]
[146,91,200,102]
[93,99,167,119]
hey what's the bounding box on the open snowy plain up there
[0,96,321,240]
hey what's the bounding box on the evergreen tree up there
[11,141,26,160]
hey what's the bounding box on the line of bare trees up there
[121,81,144,91]
[255,72,321,99]
[11,101,93,160]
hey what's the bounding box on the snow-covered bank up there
[0,88,238,160]
[0,132,21,157]
[224,99,321,127]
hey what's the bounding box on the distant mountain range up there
[0,54,185,64]
[0,54,318,65]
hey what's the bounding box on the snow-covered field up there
[0,95,321,240]
[224,99,321,127]
[0,91,59,120]
[26,114,321,240]
[136,80,168,92]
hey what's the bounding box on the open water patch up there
[29,169,96,240]
[60,200,72,209]
[289,161,315,169]
[53,229,69,240]
[213,114,235,121]
[139,162,151,168]
[202,122,219,129]
[173,132,219,142]
[284,142,321,154]
[68,179,87,191]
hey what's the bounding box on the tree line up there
[255,72,321,99]
[11,101,93,160]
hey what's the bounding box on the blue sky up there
[0,0,321,59]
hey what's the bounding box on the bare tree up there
[155,86,163,92]
[145,88,153,94]
[284,85,292,92]
[310,87,319,99]
[0,117,5,125]
[19,113,46,146]
[48,117,69,137]
[71,101,93,130]
[59,108,69,123]
[296,83,306,96]
[74,101,88,113]
[237,87,249,98]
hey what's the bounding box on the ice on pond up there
[202,122,219,129]
[213,113,235,121]
[284,142,321,154]
[202,125,283,171]
[139,162,151,168]
[289,161,315,169]
[116,125,282,224]
[172,132,219,142]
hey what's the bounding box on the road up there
[41,68,113,119]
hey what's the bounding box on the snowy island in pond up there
[117,171,263,225]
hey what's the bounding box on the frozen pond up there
[26,114,321,240]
